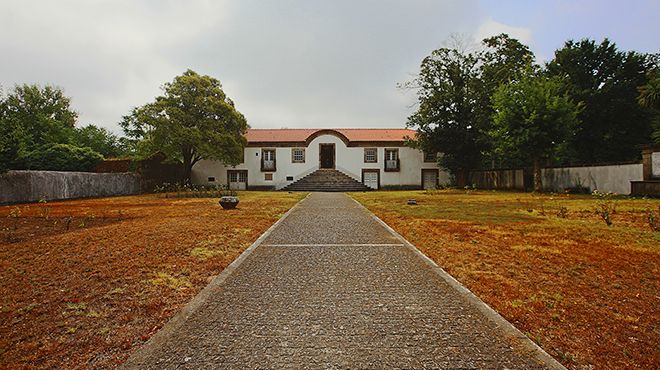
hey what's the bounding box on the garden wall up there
[468,162,643,195]
[0,170,140,204]
[541,163,643,195]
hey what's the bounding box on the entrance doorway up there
[319,144,335,169]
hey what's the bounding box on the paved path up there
[124,193,562,369]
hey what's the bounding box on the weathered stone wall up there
[469,169,525,190]
[0,170,141,204]
[541,163,643,195]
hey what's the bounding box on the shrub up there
[592,190,617,226]
[20,143,103,172]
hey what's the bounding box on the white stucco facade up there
[191,130,450,190]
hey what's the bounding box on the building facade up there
[191,128,450,190]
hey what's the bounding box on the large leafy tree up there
[72,124,126,158]
[1,84,77,152]
[490,74,580,192]
[546,39,657,163]
[478,34,536,167]
[406,34,537,180]
[121,70,249,183]
[405,45,484,180]
[637,69,660,144]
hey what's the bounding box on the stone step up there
[282,169,371,192]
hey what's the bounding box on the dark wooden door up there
[320,144,335,168]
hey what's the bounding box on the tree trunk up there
[182,162,192,185]
[533,157,542,193]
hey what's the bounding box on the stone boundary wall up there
[541,163,643,195]
[469,163,643,195]
[0,170,141,204]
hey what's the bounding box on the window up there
[207,176,216,182]
[384,149,399,172]
[364,148,377,163]
[264,173,273,181]
[286,176,294,181]
[261,149,276,171]
[291,148,305,163]
[424,151,437,163]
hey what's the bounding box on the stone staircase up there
[282,169,371,192]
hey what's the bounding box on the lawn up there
[0,192,305,369]
[350,190,659,369]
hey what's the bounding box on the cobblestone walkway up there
[124,193,562,369]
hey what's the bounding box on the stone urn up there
[219,196,239,209]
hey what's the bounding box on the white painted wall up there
[541,163,643,195]
[191,133,450,189]
[652,152,660,177]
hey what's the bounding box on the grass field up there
[351,190,660,369]
[0,192,305,369]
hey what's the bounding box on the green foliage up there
[592,190,617,226]
[637,70,660,144]
[491,73,580,191]
[405,43,484,176]
[1,84,77,151]
[120,69,249,182]
[405,34,537,177]
[546,39,657,163]
[72,124,126,158]
[21,143,103,172]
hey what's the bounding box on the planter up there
[219,196,239,209]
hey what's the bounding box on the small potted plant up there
[219,186,239,209]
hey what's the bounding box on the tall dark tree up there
[120,70,249,183]
[637,69,660,144]
[491,74,580,192]
[406,34,536,179]
[546,39,657,163]
[478,34,536,167]
[405,46,483,180]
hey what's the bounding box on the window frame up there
[291,148,306,163]
[364,148,378,163]
[261,148,277,172]
[384,148,400,172]
[424,151,438,163]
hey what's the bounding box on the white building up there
[191,128,450,191]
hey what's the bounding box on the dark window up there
[261,149,276,171]
[384,149,400,172]
[207,177,215,182]
[424,151,437,163]
[291,148,305,163]
[286,176,294,181]
[364,148,377,163]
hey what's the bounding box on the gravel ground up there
[123,193,559,369]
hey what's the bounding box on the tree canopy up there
[546,38,657,163]
[490,74,580,191]
[120,69,249,183]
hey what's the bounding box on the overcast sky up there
[1,0,658,134]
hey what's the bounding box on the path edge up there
[122,193,310,368]
[348,195,566,370]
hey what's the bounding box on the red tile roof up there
[245,128,416,143]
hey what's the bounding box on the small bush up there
[592,190,617,226]
[20,143,103,172]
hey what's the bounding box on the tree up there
[546,39,657,163]
[72,124,126,158]
[490,74,580,192]
[637,70,660,144]
[0,98,19,173]
[405,45,484,180]
[479,34,536,167]
[405,34,537,181]
[1,84,77,154]
[120,70,249,183]
[21,143,103,172]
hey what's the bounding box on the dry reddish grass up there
[0,192,305,369]
[351,190,660,369]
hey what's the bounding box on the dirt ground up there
[351,190,659,369]
[0,192,305,369]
